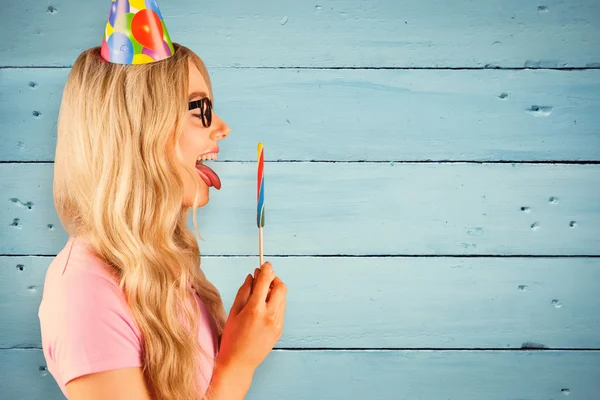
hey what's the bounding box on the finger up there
[274,298,287,331]
[274,297,286,317]
[251,267,263,292]
[230,274,253,315]
[265,276,276,298]
[251,268,259,293]
[265,280,275,302]
[249,262,275,305]
[266,277,287,311]
[260,261,272,271]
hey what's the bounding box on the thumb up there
[230,274,253,316]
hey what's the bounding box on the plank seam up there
[2,66,600,71]
[2,254,600,258]
[279,347,600,351]
[2,347,600,351]
[3,161,600,165]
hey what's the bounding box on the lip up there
[198,147,219,157]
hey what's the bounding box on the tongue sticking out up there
[195,163,222,190]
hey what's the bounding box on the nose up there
[209,113,230,141]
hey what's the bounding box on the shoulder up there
[41,237,132,323]
[60,236,121,284]
[39,237,143,387]
[40,236,140,334]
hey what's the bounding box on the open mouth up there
[195,152,221,190]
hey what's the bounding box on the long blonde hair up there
[53,43,227,399]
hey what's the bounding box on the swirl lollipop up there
[257,143,265,265]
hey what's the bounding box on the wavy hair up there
[53,43,227,400]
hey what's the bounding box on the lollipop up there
[257,143,265,265]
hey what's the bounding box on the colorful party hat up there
[101,0,175,65]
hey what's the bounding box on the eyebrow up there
[188,91,209,101]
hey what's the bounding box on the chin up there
[196,187,210,207]
[183,188,209,208]
[196,195,209,208]
[189,192,209,208]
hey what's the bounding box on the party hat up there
[101,0,175,65]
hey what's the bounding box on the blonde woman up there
[37,2,287,399]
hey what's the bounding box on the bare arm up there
[203,360,254,400]
[65,361,252,400]
[66,263,286,400]
[66,367,152,400]
[205,262,287,400]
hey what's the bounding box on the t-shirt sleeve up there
[50,270,144,386]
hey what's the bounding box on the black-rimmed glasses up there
[188,97,212,127]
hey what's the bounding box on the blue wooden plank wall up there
[1,0,599,399]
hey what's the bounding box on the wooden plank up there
[2,0,599,68]
[2,68,600,162]
[2,256,599,349]
[1,163,599,256]
[1,349,598,400]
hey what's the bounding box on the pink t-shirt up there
[38,236,219,399]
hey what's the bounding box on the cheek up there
[179,124,201,162]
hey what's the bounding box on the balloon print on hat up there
[107,32,134,64]
[145,0,164,19]
[101,0,174,65]
[115,12,143,53]
[129,0,146,10]
[108,0,129,26]
[131,9,164,51]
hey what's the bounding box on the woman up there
[37,2,287,399]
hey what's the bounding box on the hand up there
[217,262,287,374]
